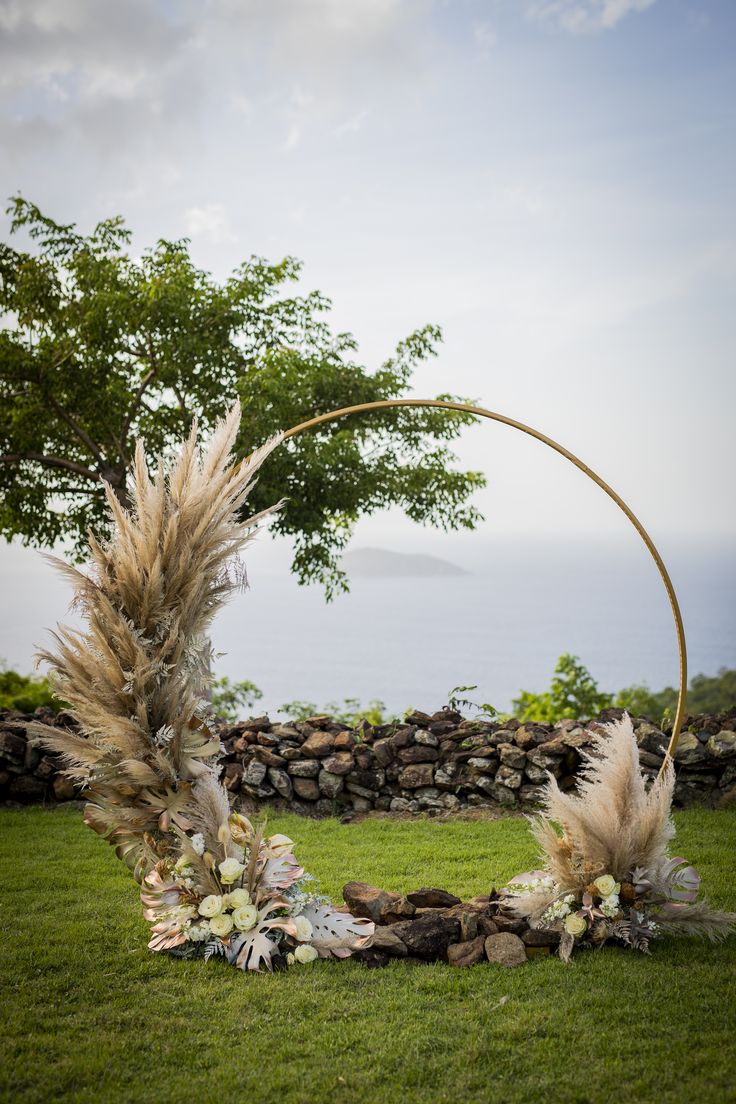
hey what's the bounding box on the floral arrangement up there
[33,403,374,972]
[503,715,735,960]
[142,800,373,970]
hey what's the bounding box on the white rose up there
[209,913,234,937]
[218,857,245,884]
[191,833,206,856]
[564,913,587,938]
[294,944,318,964]
[593,875,620,899]
[224,888,251,910]
[232,904,258,932]
[294,915,313,942]
[198,894,223,918]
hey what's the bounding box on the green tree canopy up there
[0,197,485,595]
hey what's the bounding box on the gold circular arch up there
[283,399,686,770]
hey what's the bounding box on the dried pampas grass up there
[34,402,281,879]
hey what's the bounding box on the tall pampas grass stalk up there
[33,402,281,880]
[506,716,735,950]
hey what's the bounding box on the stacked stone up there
[216,707,736,814]
[2,705,735,808]
[341,881,549,968]
[0,709,78,804]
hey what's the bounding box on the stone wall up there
[2,706,735,811]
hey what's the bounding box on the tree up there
[513,653,614,723]
[0,197,485,595]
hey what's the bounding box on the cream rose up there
[593,875,620,899]
[198,894,224,918]
[209,913,234,937]
[232,904,258,932]
[224,888,251,910]
[294,915,313,942]
[564,912,588,938]
[218,857,245,884]
[294,944,318,964]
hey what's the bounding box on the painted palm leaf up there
[298,903,375,958]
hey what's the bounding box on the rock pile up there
[2,705,735,810]
[340,880,546,968]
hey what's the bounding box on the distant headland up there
[340,547,468,578]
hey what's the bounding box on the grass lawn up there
[1,806,735,1104]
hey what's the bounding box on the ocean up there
[210,536,736,718]
[2,535,734,719]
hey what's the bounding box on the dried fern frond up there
[36,402,282,877]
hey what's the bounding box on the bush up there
[0,665,62,713]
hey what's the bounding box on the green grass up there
[1,807,735,1104]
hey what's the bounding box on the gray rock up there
[485,932,528,967]
[447,936,486,967]
[349,794,374,812]
[322,751,354,775]
[398,763,435,789]
[242,760,267,786]
[673,732,709,765]
[292,777,320,801]
[707,731,736,759]
[495,766,523,789]
[287,760,321,777]
[371,926,409,956]
[372,738,395,766]
[318,770,345,798]
[343,881,400,923]
[414,729,439,747]
[406,887,462,908]
[391,913,460,959]
[267,767,293,800]
[467,757,498,774]
[499,743,527,769]
[389,797,416,813]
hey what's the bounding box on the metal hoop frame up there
[282,399,686,770]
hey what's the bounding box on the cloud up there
[335,109,369,137]
[184,203,235,244]
[526,0,656,34]
[473,21,498,50]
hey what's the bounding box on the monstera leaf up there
[658,857,701,902]
[228,898,298,972]
[299,902,375,959]
[257,850,305,898]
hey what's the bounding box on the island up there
[340,547,468,578]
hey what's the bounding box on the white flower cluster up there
[540,894,576,924]
[599,893,620,918]
[519,875,556,894]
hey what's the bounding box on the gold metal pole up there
[282,398,686,770]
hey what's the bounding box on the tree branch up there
[45,393,107,466]
[0,453,100,481]
[120,337,160,441]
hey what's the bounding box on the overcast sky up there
[1,0,735,671]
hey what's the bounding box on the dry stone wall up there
[2,706,735,811]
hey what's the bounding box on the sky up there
[0,0,734,680]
